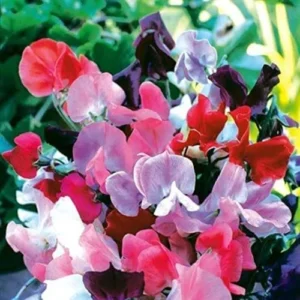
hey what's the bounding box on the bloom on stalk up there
[19,38,99,97]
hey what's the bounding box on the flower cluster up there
[3,12,299,300]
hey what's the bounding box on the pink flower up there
[49,196,121,276]
[128,118,175,160]
[107,81,170,126]
[6,190,56,281]
[67,73,125,123]
[58,173,102,224]
[122,229,185,295]
[73,122,133,192]
[202,162,292,237]
[2,132,42,179]
[167,253,231,300]
[196,221,256,295]
[19,38,99,97]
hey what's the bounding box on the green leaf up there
[48,24,79,46]
[92,34,135,74]
[219,20,257,57]
[50,0,106,20]
[78,23,101,43]
[0,4,50,34]
[0,134,13,154]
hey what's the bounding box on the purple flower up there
[209,63,281,115]
[113,61,142,109]
[282,194,298,219]
[175,30,217,84]
[270,238,300,299]
[134,12,176,79]
[83,265,145,300]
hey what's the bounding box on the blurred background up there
[0,0,299,296]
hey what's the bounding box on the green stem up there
[34,96,52,122]
[52,94,79,131]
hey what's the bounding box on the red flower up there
[229,108,294,184]
[187,94,227,152]
[105,209,156,246]
[34,174,62,203]
[244,136,294,184]
[19,38,99,97]
[58,173,101,224]
[2,132,41,179]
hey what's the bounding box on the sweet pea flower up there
[134,12,176,79]
[175,30,217,84]
[196,222,255,295]
[2,132,42,179]
[209,63,280,115]
[67,72,126,123]
[73,121,134,192]
[167,253,231,300]
[58,173,101,224]
[202,162,292,237]
[122,229,185,295]
[49,196,121,275]
[171,94,294,184]
[83,265,145,300]
[6,189,56,281]
[106,151,199,217]
[107,81,171,126]
[19,38,99,97]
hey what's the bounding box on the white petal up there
[42,274,91,300]
[50,197,85,258]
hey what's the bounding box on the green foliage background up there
[0,0,299,272]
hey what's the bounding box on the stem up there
[165,80,171,101]
[34,96,52,122]
[12,277,37,300]
[52,94,79,131]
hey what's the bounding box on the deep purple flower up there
[282,194,298,219]
[134,12,176,79]
[270,238,300,299]
[113,61,142,109]
[175,30,217,84]
[83,265,144,300]
[209,63,281,115]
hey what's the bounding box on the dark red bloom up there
[2,132,41,179]
[83,265,144,300]
[34,174,62,203]
[105,209,156,246]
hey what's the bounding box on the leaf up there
[92,34,135,74]
[0,4,50,34]
[50,0,106,19]
[220,20,257,57]
[48,24,79,46]
[0,134,13,154]
[78,23,101,43]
